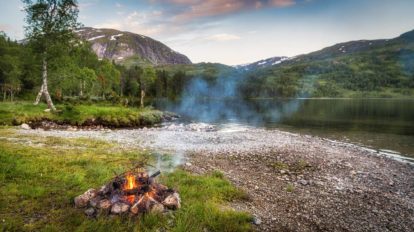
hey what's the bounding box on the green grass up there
[0,101,164,127]
[0,130,252,232]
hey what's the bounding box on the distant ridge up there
[76,27,192,66]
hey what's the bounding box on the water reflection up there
[155,98,414,158]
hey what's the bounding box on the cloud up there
[270,0,296,7]
[0,24,12,31]
[93,10,166,36]
[206,33,241,41]
[152,0,298,22]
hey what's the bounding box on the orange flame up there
[124,173,137,190]
[123,173,138,204]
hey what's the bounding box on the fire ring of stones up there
[74,170,181,217]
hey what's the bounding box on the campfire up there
[74,170,180,217]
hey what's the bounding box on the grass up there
[0,101,164,127]
[286,183,295,193]
[0,129,252,232]
[270,159,312,173]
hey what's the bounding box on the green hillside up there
[240,30,414,98]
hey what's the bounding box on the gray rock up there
[162,192,181,209]
[111,202,130,214]
[74,189,97,208]
[98,199,112,209]
[84,207,95,216]
[21,123,31,130]
[253,216,262,225]
[298,179,309,185]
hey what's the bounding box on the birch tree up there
[23,0,80,110]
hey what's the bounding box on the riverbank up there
[0,102,177,128]
[16,123,414,231]
[0,128,252,231]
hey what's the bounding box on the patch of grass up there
[270,159,312,173]
[0,132,252,231]
[286,183,295,193]
[270,161,289,170]
[160,170,251,231]
[0,101,164,128]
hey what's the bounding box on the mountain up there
[75,27,191,66]
[239,29,414,98]
[234,56,289,71]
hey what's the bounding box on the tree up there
[96,60,120,99]
[0,33,23,101]
[140,66,156,107]
[23,0,80,110]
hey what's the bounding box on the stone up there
[84,207,95,216]
[280,170,287,174]
[74,189,97,208]
[89,197,101,208]
[21,123,31,130]
[185,162,192,167]
[99,184,110,195]
[298,179,308,186]
[44,109,51,112]
[150,203,165,214]
[253,216,262,225]
[162,192,181,209]
[98,199,112,209]
[111,202,130,214]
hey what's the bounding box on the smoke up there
[156,69,303,127]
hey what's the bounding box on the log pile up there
[74,170,180,217]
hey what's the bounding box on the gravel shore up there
[18,123,414,231]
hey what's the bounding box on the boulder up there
[20,123,31,130]
[150,203,165,214]
[162,192,181,209]
[111,202,130,214]
[74,188,97,208]
[98,199,112,209]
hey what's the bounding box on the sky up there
[1,0,414,65]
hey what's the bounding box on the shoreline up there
[15,125,414,231]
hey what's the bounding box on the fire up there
[123,173,138,204]
[124,173,137,190]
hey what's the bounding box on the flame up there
[126,195,135,203]
[124,173,137,190]
[124,173,138,204]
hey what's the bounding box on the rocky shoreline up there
[18,123,414,231]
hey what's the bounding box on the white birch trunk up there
[140,89,145,108]
[34,57,56,111]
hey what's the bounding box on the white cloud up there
[206,33,241,41]
[93,10,164,36]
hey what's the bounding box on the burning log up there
[74,170,180,217]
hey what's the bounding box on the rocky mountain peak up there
[75,27,191,66]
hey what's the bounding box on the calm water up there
[154,98,414,159]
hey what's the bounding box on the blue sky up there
[1,0,414,65]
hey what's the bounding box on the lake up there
[154,98,414,160]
